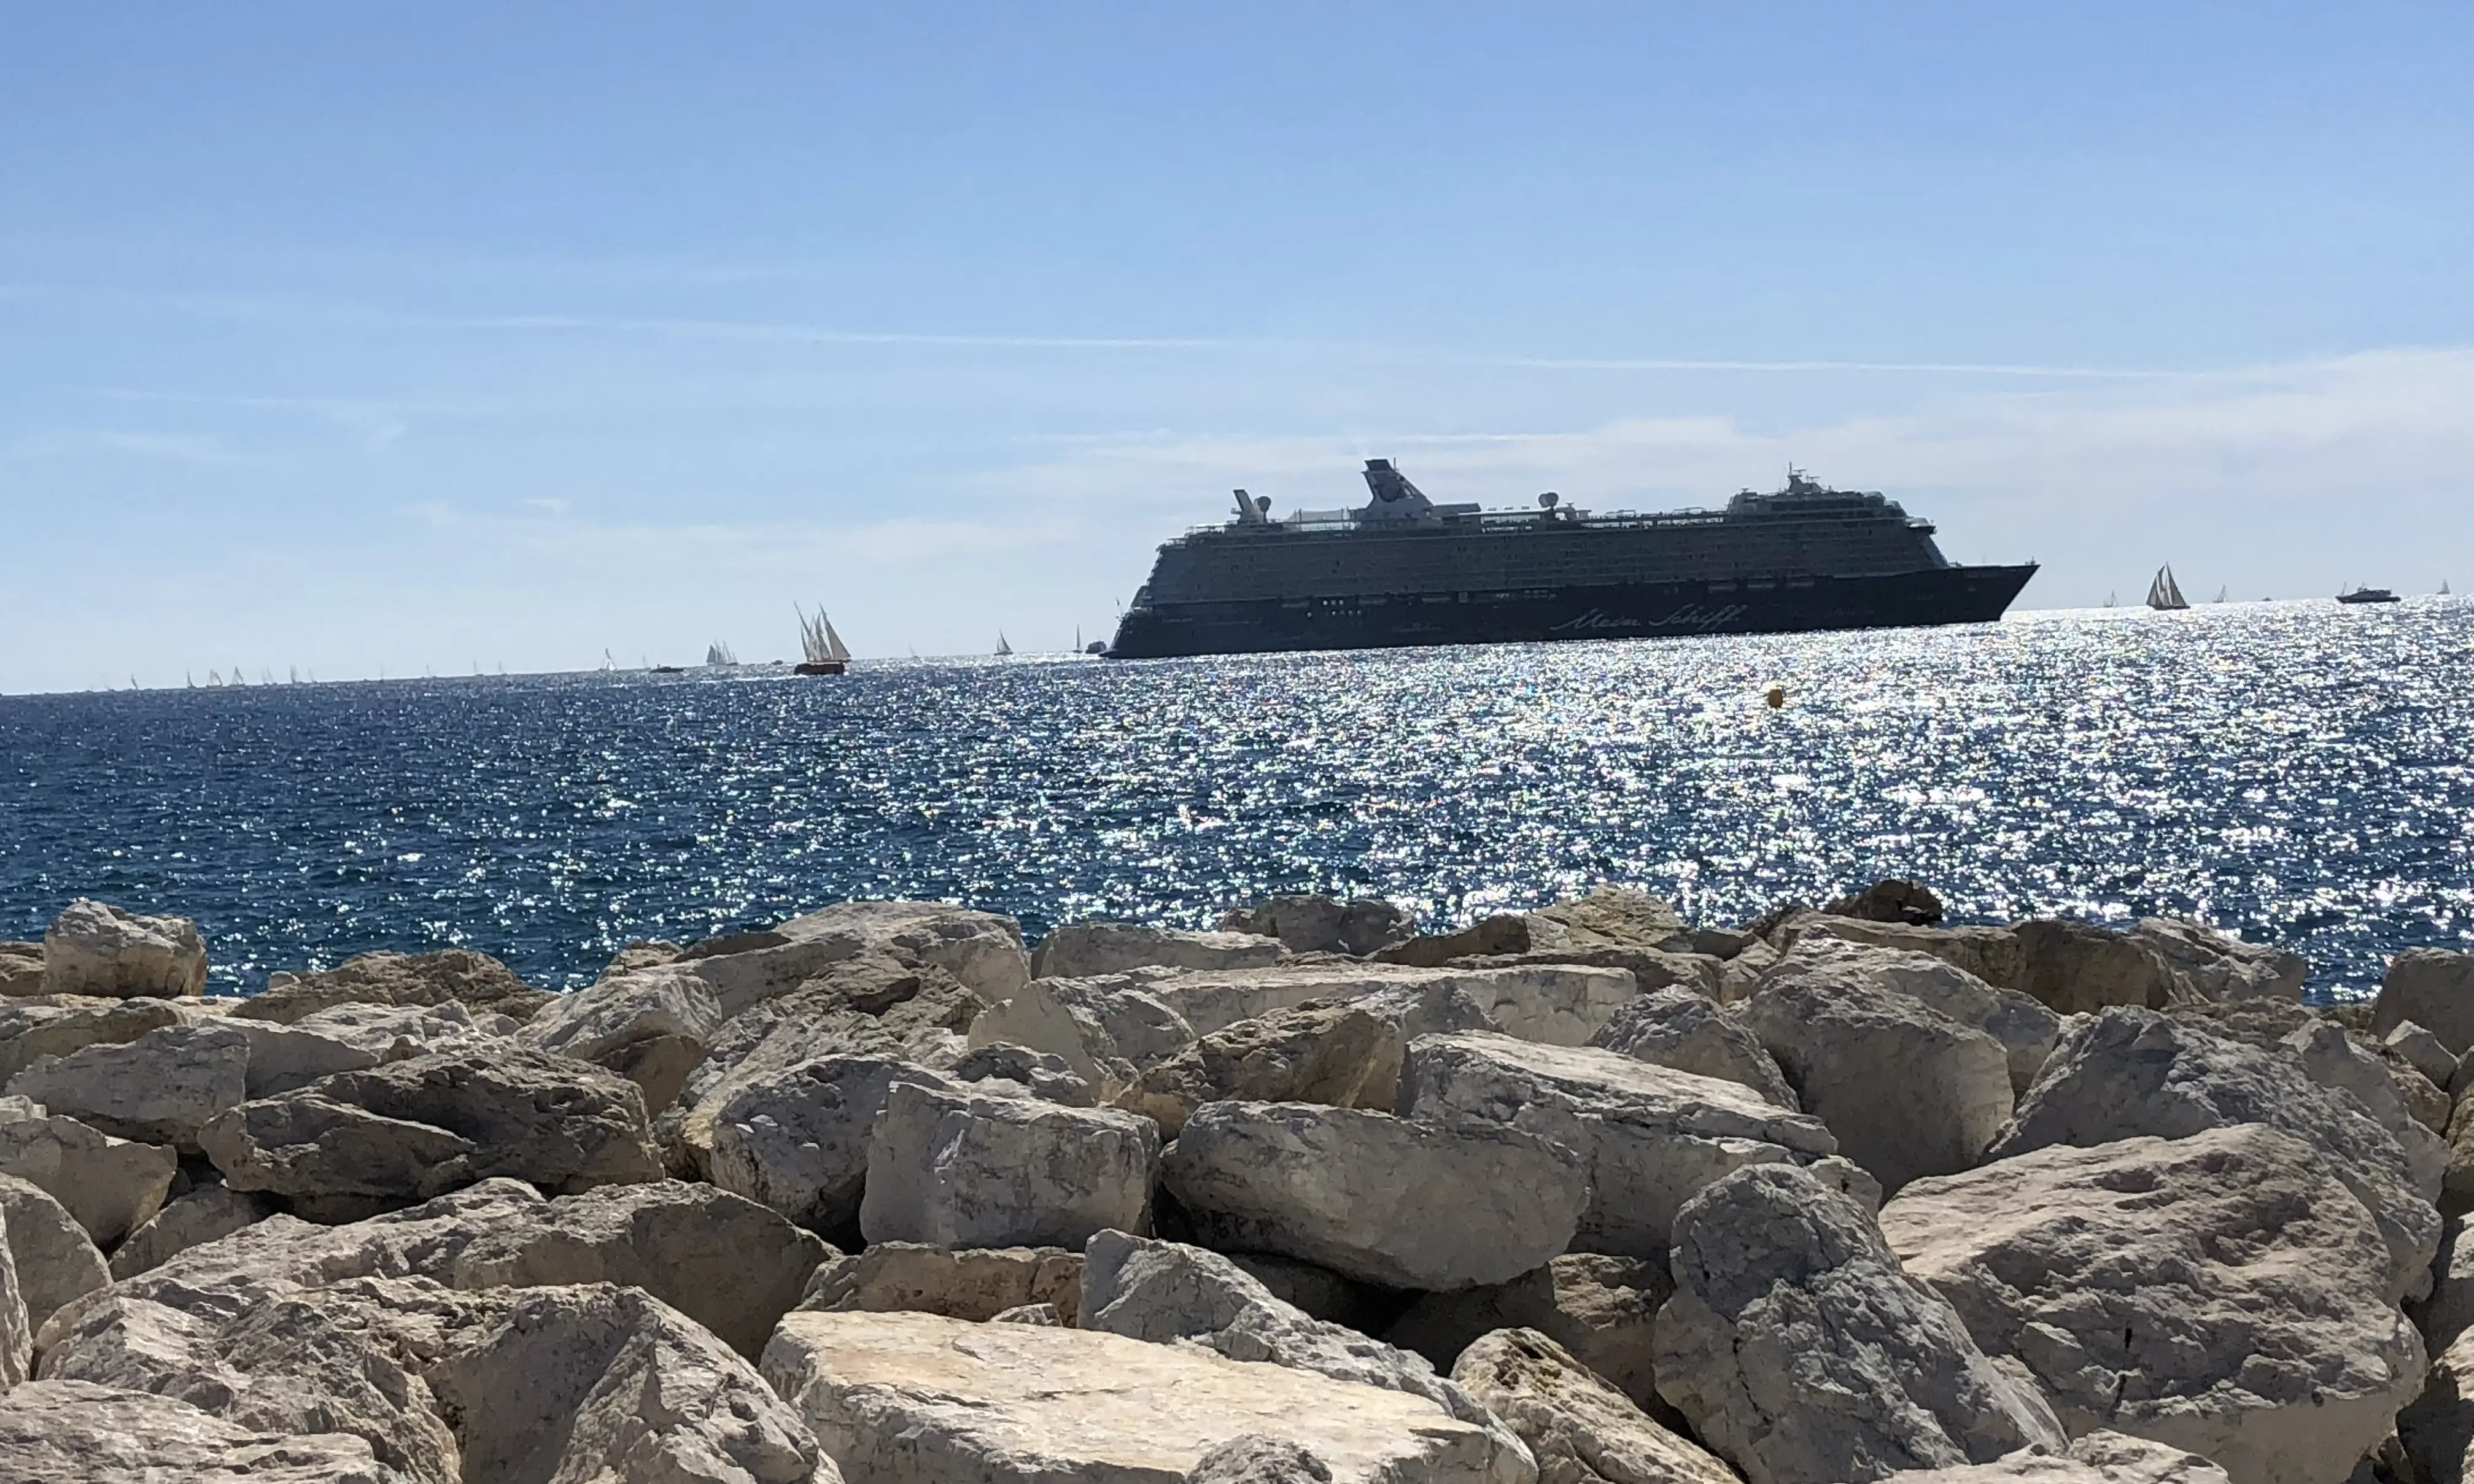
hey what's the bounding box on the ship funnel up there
[1359,459,1438,520]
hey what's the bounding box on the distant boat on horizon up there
[2336,585,2401,606]
[796,606,850,675]
[2215,585,2228,603]
[995,632,1014,657]
[705,641,738,667]
[2146,565,2190,611]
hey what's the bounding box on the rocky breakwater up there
[0,883,2467,1483]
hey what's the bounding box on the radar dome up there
[1538,492,1560,509]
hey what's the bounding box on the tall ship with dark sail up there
[1106,461,2037,659]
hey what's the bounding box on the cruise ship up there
[1105,461,2037,659]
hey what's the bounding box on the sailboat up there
[2146,566,2190,611]
[2214,585,2227,604]
[2104,592,2115,609]
[2443,580,2454,597]
[995,632,1014,657]
[795,607,850,676]
[705,641,738,668]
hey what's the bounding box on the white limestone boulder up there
[41,899,207,999]
[0,1100,177,1246]
[200,1043,662,1216]
[1739,956,2015,1192]
[2281,1018,2449,1192]
[236,947,551,1024]
[1080,1229,1533,1472]
[233,1000,491,1097]
[0,1202,25,1387]
[1772,936,2063,1096]
[1654,1163,2068,1484]
[1988,1007,2441,1302]
[1034,920,1292,978]
[762,1307,1523,1483]
[2402,1326,2474,1484]
[1141,961,1637,1045]
[1402,1032,1839,1258]
[965,972,1197,1094]
[1219,894,1417,956]
[1880,1124,2422,1484]
[0,1380,401,1483]
[0,995,186,1081]
[1452,1326,1740,1484]
[1588,984,1799,1108]
[108,1181,280,1277]
[6,1021,250,1148]
[2376,949,2474,1054]
[1163,1099,1588,1290]
[516,962,723,1108]
[947,1040,1097,1103]
[1387,1253,1672,1414]
[0,1173,109,1335]
[0,941,42,997]
[1119,1000,1408,1137]
[859,1080,1160,1248]
[708,1054,960,1240]
[1883,1432,2235,1483]
[2386,1019,2460,1091]
[692,900,1028,1016]
[801,1241,1085,1326]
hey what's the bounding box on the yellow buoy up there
[1765,684,1786,709]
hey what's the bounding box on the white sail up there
[823,616,850,663]
[2146,565,2189,611]
[996,632,1013,656]
[2215,585,2227,603]
[705,641,737,667]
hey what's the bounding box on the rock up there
[1989,1007,2441,1302]
[1529,888,1693,953]
[234,1000,490,1097]
[1163,1100,1588,1290]
[2000,918,2301,1016]
[2403,1325,2474,1484]
[424,1281,837,1484]
[2283,1018,2449,1191]
[0,1204,23,1386]
[1587,986,1799,1108]
[1220,894,1416,956]
[1081,1229,1529,1464]
[1882,1432,2236,1482]
[0,1380,401,1483]
[1790,918,2031,997]
[763,899,1030,1005]
[200,1044,661,1216]
[1717,938,1779,1003]
[40,1278,463,1484]
[1373,914,1538,968]
[1460,945,1726,1001]
[40,899,208,999]
[109,1181,279,1277]
[0,1173,109,1333]
[1192,1435,1338,1483]
[1119,1000,1406,1137]
[2376,951,2474,1054]
[664,962,988,1174]
[2387,1019,2460,1091]
[0,995,185,1081]
[1224,1251,1390,1331]
[764,1308,1526,1483]
[965,973,1198,1094]
[2416,1216,2474,1353]
[0,1104,177,1246]
[1881,1125,2422,1484]
[1389,1253,1673,1414]
[1824,879,1947,926]
[600,938,684,978]
[709,1055,960,1241]
[1656,1162,2067,1484]
[801,1242,1084,1326]
[2123,919,2306,1002]
[236,947,552,1024]
[991,1301,1060,1323]
[103,1177,823,1363]
[1735,962,2014,1193]
[948,1041,1097,1104]
[516,964,723,1107]
[6,1021,250,1148]
[0,941,43,997]
[1141,961,1638,1046]
[1035,921,1293,978]
[1403,1032,1838,1258]
[859,1081,1160,1248]
[1777,936,2064,1096]
[1453,1326,1740,1484]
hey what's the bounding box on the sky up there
[3,2,2470,692]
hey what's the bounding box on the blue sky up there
[4,3,2470,691]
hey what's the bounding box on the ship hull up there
[1107,563,2038,660]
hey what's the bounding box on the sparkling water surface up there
[3,601,2468,999]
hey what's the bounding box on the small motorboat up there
[2336,586,2401,605]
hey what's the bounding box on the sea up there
[4,600,2468,1002]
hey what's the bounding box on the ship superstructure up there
[1106,462,2036,659]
